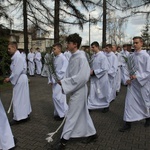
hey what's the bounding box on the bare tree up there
[102,0,106,48]
[141,13,150,49]
[97,0,150,47]
[107,10,127,45]
[54,0,99,43]
[0,0,9,26]
[5,0,54,54]
[5,0,99,48]
[54,0,59,43]
[23,0,28,55]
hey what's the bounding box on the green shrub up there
[0,37,11,77]
[41,51,46,64]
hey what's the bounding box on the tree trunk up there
[23,0,28,55]
[54,0,60,43]
[102,0,107,48]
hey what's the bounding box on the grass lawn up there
[0,76,12,91]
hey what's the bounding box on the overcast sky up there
[2,13,146,46]
[71,9,148,46]
[1,1,148,46]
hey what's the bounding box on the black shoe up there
[53,142,65,150]
[88,109,92,112]
[9,120,19,126]
[10,117,30,126]
[16,116,30,124]
[21,116,31,122]
[82,134,98,144]
[54,116,64,121]
[119,122,131,132]
[116,92,119,96]
[102,107,109,113]
[144,118,150,127]
[53,138,68,150]
[9,147,15,150]
[14,137,18,145]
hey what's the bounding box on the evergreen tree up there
[141,13,150,49]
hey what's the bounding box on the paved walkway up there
[1,76,150,150]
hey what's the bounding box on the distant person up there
[20,49,26,60]
[0,97,15,149]
[55,33,97,149]
[120,44,130,85]
[119,36,150,132]
[4,42,32,126]
[147,50,150,55]
[41,48,52,77]
[127,44,133,53]
[20,49,27,70]
[105,44,118,102]
[88,41,111,113]
[112,45,122,94]
[34,47,42,75]
[48,43,68,120]
[63,49,72,61]
[27,48,35,76]
[117,46,121,52]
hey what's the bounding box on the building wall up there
[9,31,54,53]
[10,32,32,51]
[32,39,54,52]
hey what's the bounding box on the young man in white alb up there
[119,36,150,132]
[56,33,97,150]
[105,44,118,103]
[34,47,42,75]
[0,97,15,149]
[27,48,35,76]
[48,43,68,120]
[88,41,111,113]
[4,42,32,126]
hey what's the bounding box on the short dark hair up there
[66,33,82,49]
[133,36,143,42]
[53,43,62,50]
[8,41,18,49]
[91,41,99,47]
[123,44,128,47]
[106,44,112,48]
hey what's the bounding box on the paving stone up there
[1,75,150,150]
